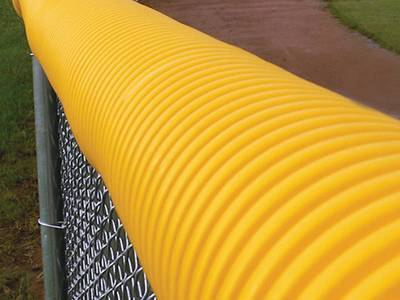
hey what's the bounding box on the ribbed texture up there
[17,0,400,299]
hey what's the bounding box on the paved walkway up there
[141,0,400,117]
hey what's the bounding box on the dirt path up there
[140,0,400,117]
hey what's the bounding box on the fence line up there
[21,0,400,299]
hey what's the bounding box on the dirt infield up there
[141,0,400,117]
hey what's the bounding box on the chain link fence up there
[58,101,156,300]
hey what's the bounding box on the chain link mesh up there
[58,101,156,300]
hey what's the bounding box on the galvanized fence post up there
[32,56,66,300]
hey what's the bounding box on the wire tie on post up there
[38,218,66,230]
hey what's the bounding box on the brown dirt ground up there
[140,0,400,117]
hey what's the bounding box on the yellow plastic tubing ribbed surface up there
[16,0,400,298]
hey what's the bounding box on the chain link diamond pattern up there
[58,102,156,300]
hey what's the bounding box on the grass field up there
[329,0,400,54]
[0,0,42,298]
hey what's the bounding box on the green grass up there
[0,0,42,298]
[328,0,400,54]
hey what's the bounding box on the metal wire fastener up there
[38,218,66,230]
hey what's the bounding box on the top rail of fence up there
[15,0,400,299]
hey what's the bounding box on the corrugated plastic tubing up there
[15,0,400,298]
